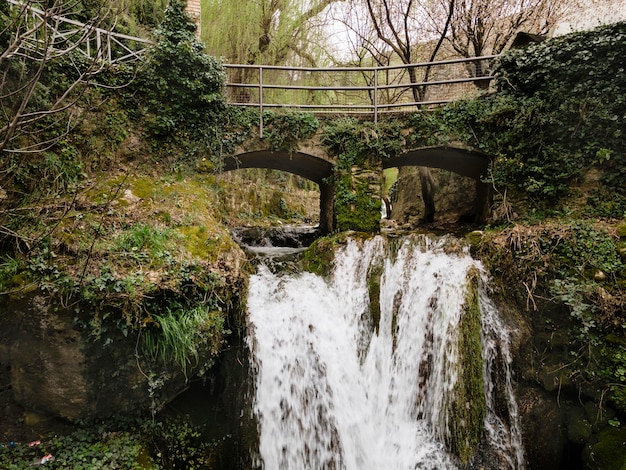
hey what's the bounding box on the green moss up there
[618,223,626,239]
[447,266,485,463]
[584,427,626,470]
[177,226,238,262]
[335,176,381,233]
[301,233,352,276]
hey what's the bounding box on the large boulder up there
[390,167,476,225]
[1,292,197,420]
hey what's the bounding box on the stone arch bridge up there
[222,134,492,233]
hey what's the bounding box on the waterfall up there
[247,235,525,469]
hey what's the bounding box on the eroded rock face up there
[517,387,568,469]
[1,292,189,421]
[390,167,476,225]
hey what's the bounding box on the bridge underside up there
[221,150,335,233]
[222,150,333,184]
[220,146,492,231]
[384,147,490,180]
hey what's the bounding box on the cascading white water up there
[247,234,525,469]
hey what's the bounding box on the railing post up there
[374,68,379,125]
[259,66,264,138]
[96,29,101,60]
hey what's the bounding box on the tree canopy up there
[200,0,340,66]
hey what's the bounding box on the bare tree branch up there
[0,0,134,155]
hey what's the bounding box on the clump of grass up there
[142,305,226,379]
[114,224,173,256]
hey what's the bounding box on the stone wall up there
[554,0,626,36]
[186,0,202,36]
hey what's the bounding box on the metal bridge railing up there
[224,55,497,134]
[6,0,153,63]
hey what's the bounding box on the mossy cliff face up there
[334,165,382,233]
[391,167,476,226]
[469,219,626,468]
[0,292,188,420]
[0,171,248,420]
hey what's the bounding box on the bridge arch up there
[221,150,335,233]
[222,150,333,184]
[383,146,491,180]
[383,146,492,222]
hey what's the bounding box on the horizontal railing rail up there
[224,55,498,135]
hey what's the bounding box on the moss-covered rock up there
[334,168,382,233]
[0,170,248,421]
[446,266,486,463]
[584,426,626,470]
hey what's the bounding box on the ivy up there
[261,110,319,152]
[487,21,626,210]
[137,0,226,139]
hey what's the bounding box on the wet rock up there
[564,405,593,444]
[518,387,567,469]
[1,292,199,421]
[583,426,626,470]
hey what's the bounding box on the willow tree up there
[199,0,341,66]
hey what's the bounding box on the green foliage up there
[113,224,173,257]
[138,0,226,138]
[7,141,84,197]
[487,22,626,209]
[394,23,626,211]
[141,418,224,469]
[495,22,626,101]
[142,304,227,378]
[0,424,145,469]
[549,223,623,277]
[320,119,402,232]
[334,176,381,233]
[0,255,20,292]
[0,417,225,469]
[321,118,403,168]
[262,110,319,152]
[541,223,622,340]
[550,279,598,338]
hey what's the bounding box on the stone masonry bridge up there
[218,53,497,234]
[223,133,492,233]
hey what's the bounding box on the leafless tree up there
[0,0,137,245]
[428,0,567,84]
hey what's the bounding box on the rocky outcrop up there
[390,166,477,225]
[0,292,197,420]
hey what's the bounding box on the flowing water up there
[246,234,525,469]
